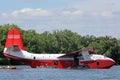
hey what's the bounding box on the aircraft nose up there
[109,58,115,66]
[103,58,115,68]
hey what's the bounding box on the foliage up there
[0,24,120,64]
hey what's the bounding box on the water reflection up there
[0,66,119,80]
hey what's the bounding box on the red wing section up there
[5,29,24,50]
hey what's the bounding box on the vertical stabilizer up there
[5,29,24,50]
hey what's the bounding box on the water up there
[0,66,120,80]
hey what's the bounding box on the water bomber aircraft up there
[3,29,115,69]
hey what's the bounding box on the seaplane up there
[3,29,115,69]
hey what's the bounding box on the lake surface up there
[0,65,120,80]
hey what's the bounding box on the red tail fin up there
[5,29,24,50]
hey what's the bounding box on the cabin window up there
[96,62,99,66]
[54,61,58,65]
[34,57,36,60]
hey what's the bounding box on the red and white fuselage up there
[3,29,115,69]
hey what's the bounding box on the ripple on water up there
[0,66,119,80]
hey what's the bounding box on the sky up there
[0,0,120,38]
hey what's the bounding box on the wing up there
[58,50,82,58]
[58,49,93,60]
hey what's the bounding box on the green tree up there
[1,24,120,64]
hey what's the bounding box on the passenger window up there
[34,57,36,60]
[96,62,99,66]
[54,61,58,65]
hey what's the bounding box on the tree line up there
[0,24,120,64]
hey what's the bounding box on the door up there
[74,55,79,66]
